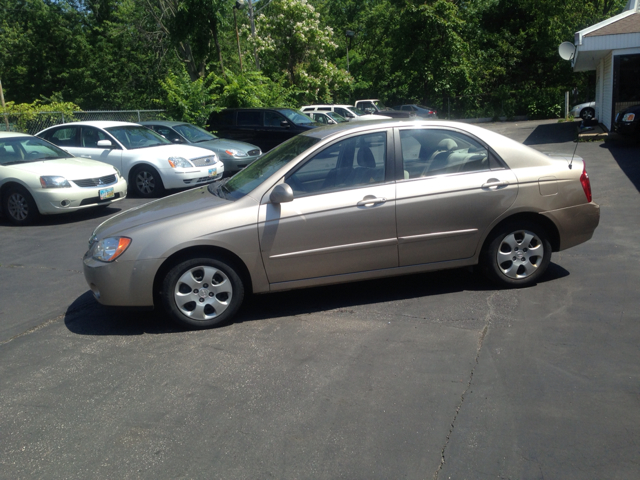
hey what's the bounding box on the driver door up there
[72,126,123,172]
[258,130,398,286]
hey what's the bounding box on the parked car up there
[37,121,224,198]
[1,132,127,225]
[300,105,390,122]
[306,111,348,125]
[354,99,414,118]
[83,119,600,330]
[393,104,438,118]
[570,101,596,120]
[207,108,320,152]
[613,104,640,137]
[140,121,261,175]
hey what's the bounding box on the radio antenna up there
[569,132,579,170]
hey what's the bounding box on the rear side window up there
[42,127,79,147]
[237,111,261,126]
[209,110,234,126]
[399,129,490,179]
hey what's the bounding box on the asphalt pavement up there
[1,119,639,479]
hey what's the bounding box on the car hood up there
[132,144,216,160]
[619,104,640,114]
[190,138,260,152]
[6,158,116,178]
[94,186,229,238]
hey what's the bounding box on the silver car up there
[83,120,600,329]
[139,121,261,175]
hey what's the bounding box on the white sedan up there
[1,132,127,225]
[37,121,224,197]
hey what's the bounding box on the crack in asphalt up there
[0,298,95,346]
[433,292,496,479]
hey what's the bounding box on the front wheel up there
[132,165,165,198]
[162,257,245,329]
[481,222,552,287]
[580,107,595,120]
[2,186,39,226]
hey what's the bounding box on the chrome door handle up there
[482,179,509,189]
[357,196,387,206]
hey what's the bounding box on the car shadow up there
[64,263,569,335]
[523,121,579,145]
[600,135,640,192]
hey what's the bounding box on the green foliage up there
[3,98,81,132]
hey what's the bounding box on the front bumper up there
[83,254,160,307]
[541,201,600,251]
[161,163,224,189]
[33,176,128,215]
[614,121,639,136]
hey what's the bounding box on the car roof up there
[0,132,31,138]
[139,120,186,127]
[43,121,142,129]
[300,118,496,142]
[302,105,355,108]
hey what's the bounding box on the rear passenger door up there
[394,127,518,266]
[39,126,80,152]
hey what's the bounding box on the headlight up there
[114,167,122,178]
[168,157,193,168]
[91,237,132,262]
[40,176,71,188]
[622,113,636,122]
[225,149,248,157]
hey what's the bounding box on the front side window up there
[276,109,315,125]
[219,135,321,200]
[400,129,490,179]
[264,111,286,127]
[81,127,112,148]
[286,132,387,196]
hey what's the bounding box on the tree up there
[251,0,352,104]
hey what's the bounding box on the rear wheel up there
[162,257,245,329]
[481,222,552,287]
[2,186,39,226]
[580,107,595,120]
[132,165,164,198]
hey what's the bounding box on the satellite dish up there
[558,42,576,61]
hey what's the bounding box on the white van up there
[300,105,390,122]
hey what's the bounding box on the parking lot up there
[1,119,639,479]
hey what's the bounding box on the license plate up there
[99,187,115,200]
[208,167,217,177]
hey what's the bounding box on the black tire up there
[131,165,165,198]
[481,222,552,287]
[2,185,39,226]
[580,107,595,120]
[162,257,245,329]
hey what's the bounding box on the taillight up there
[580,163,592,203]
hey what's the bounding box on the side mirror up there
[280,120,290,128]
[270,183,294,204]
[97,139,113,148]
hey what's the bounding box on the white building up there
[572,0,640,130]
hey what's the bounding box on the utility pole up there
[0,79,8,131]
[247,0,260,69]
[345,30,355,72]
[233,2,244,72]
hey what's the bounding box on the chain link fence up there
[0,110,166,134]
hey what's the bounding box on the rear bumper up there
[541,202,600,251]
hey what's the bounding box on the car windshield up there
[276,109,315,125]
[351,106,368,116]
[105,125,171,150]
[374,100,387,110]
[0,136,73,165]
[327,112,348,123]
[173,124,218,143]
[213,135,320,200]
